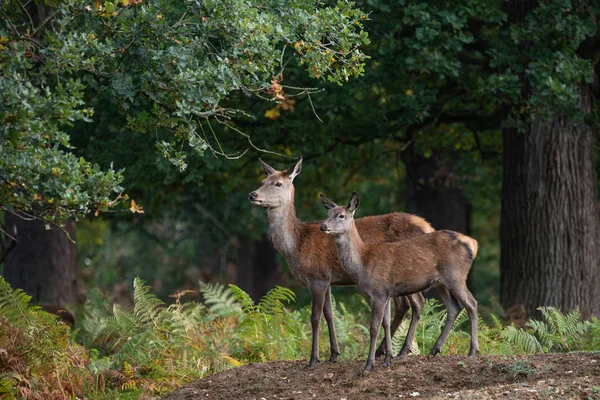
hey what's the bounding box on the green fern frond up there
[166,301,207,332]
[80,288,111,346]
[529,307,587,352]
[257,286,295,316]
[133,277,166,325]
[500,325,541,354]
[0,276,31,325]
[229,284,255,313]
[199,282,242,315]
[490,314,504,332]
[454,308,469,328]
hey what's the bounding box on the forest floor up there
[163,352,600,400]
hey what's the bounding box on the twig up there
[307,92,323,123]
[213,117,295,159]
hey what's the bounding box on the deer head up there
[319,192,360,235]
[248,157,302,209]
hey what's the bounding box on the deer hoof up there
[308,358,320,369]
[428,347,440,357]
[468,349,478,357]
[329,351,340,362]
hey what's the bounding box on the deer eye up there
[275,182,283,187]
[338,214,345,219]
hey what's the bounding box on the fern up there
[133,277,166,325]
[257,286,295,315]
[500,325,542,354]
[526,307,588,352]
[199,281,242,315]
[0,276,31,325]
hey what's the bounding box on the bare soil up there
[163,353,600,400]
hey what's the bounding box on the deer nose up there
[320,223,328,231]
[248,192,258,201]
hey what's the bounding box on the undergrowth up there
[1,276,599,399]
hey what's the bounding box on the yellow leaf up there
[129,199,144,213]
[405,89,414,96]
[264,107,281,120]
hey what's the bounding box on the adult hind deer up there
[248,157,432,368]
[320,192,479,372]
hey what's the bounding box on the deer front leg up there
[382,298,393,367]
[364,294,388,373]
[308,281,328,368]
[376,295,409,357]
[323,285,340,362]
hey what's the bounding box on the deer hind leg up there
[398,292,425,357]
[323,285,341,362]
[364,294,388,373]
[376,295,409,357]
[308,280,328,368]
[447,284,479,357]
[429,285,461,356]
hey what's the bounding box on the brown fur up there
[320,192,479,372]
[283,212,433,286]
[352,229,477,296]
[249,158,431,366]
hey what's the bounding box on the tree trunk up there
[2,213,77,307]
[236,235,284,301]
[500,90,600,318]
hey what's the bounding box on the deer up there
[319,191,479,373]
[248,157,432,368]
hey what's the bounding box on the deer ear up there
[258,158,276,176]
[320,193,338,210]
[286,156,303,181]
[348,192,360,213]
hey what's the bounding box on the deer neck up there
[267,199,300,259]
[335,222,366,280]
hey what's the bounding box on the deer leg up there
[382,298,393,367]
[429,286,461,356]
[323,285,341,362]
[376,295,409,357]
[364,294,387,373]
[308,281,328,368]
[448,285,479,357]
[398,292,425,357]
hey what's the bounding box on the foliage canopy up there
[0,0,369,224]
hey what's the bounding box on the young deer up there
[320,192,479,373]
[248,157,431,368]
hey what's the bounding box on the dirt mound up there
[164,353,600,399]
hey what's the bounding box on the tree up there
[0,0,370,303]
[3,214,77,306]
[497,0,600,318]
[234,0,600,318]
